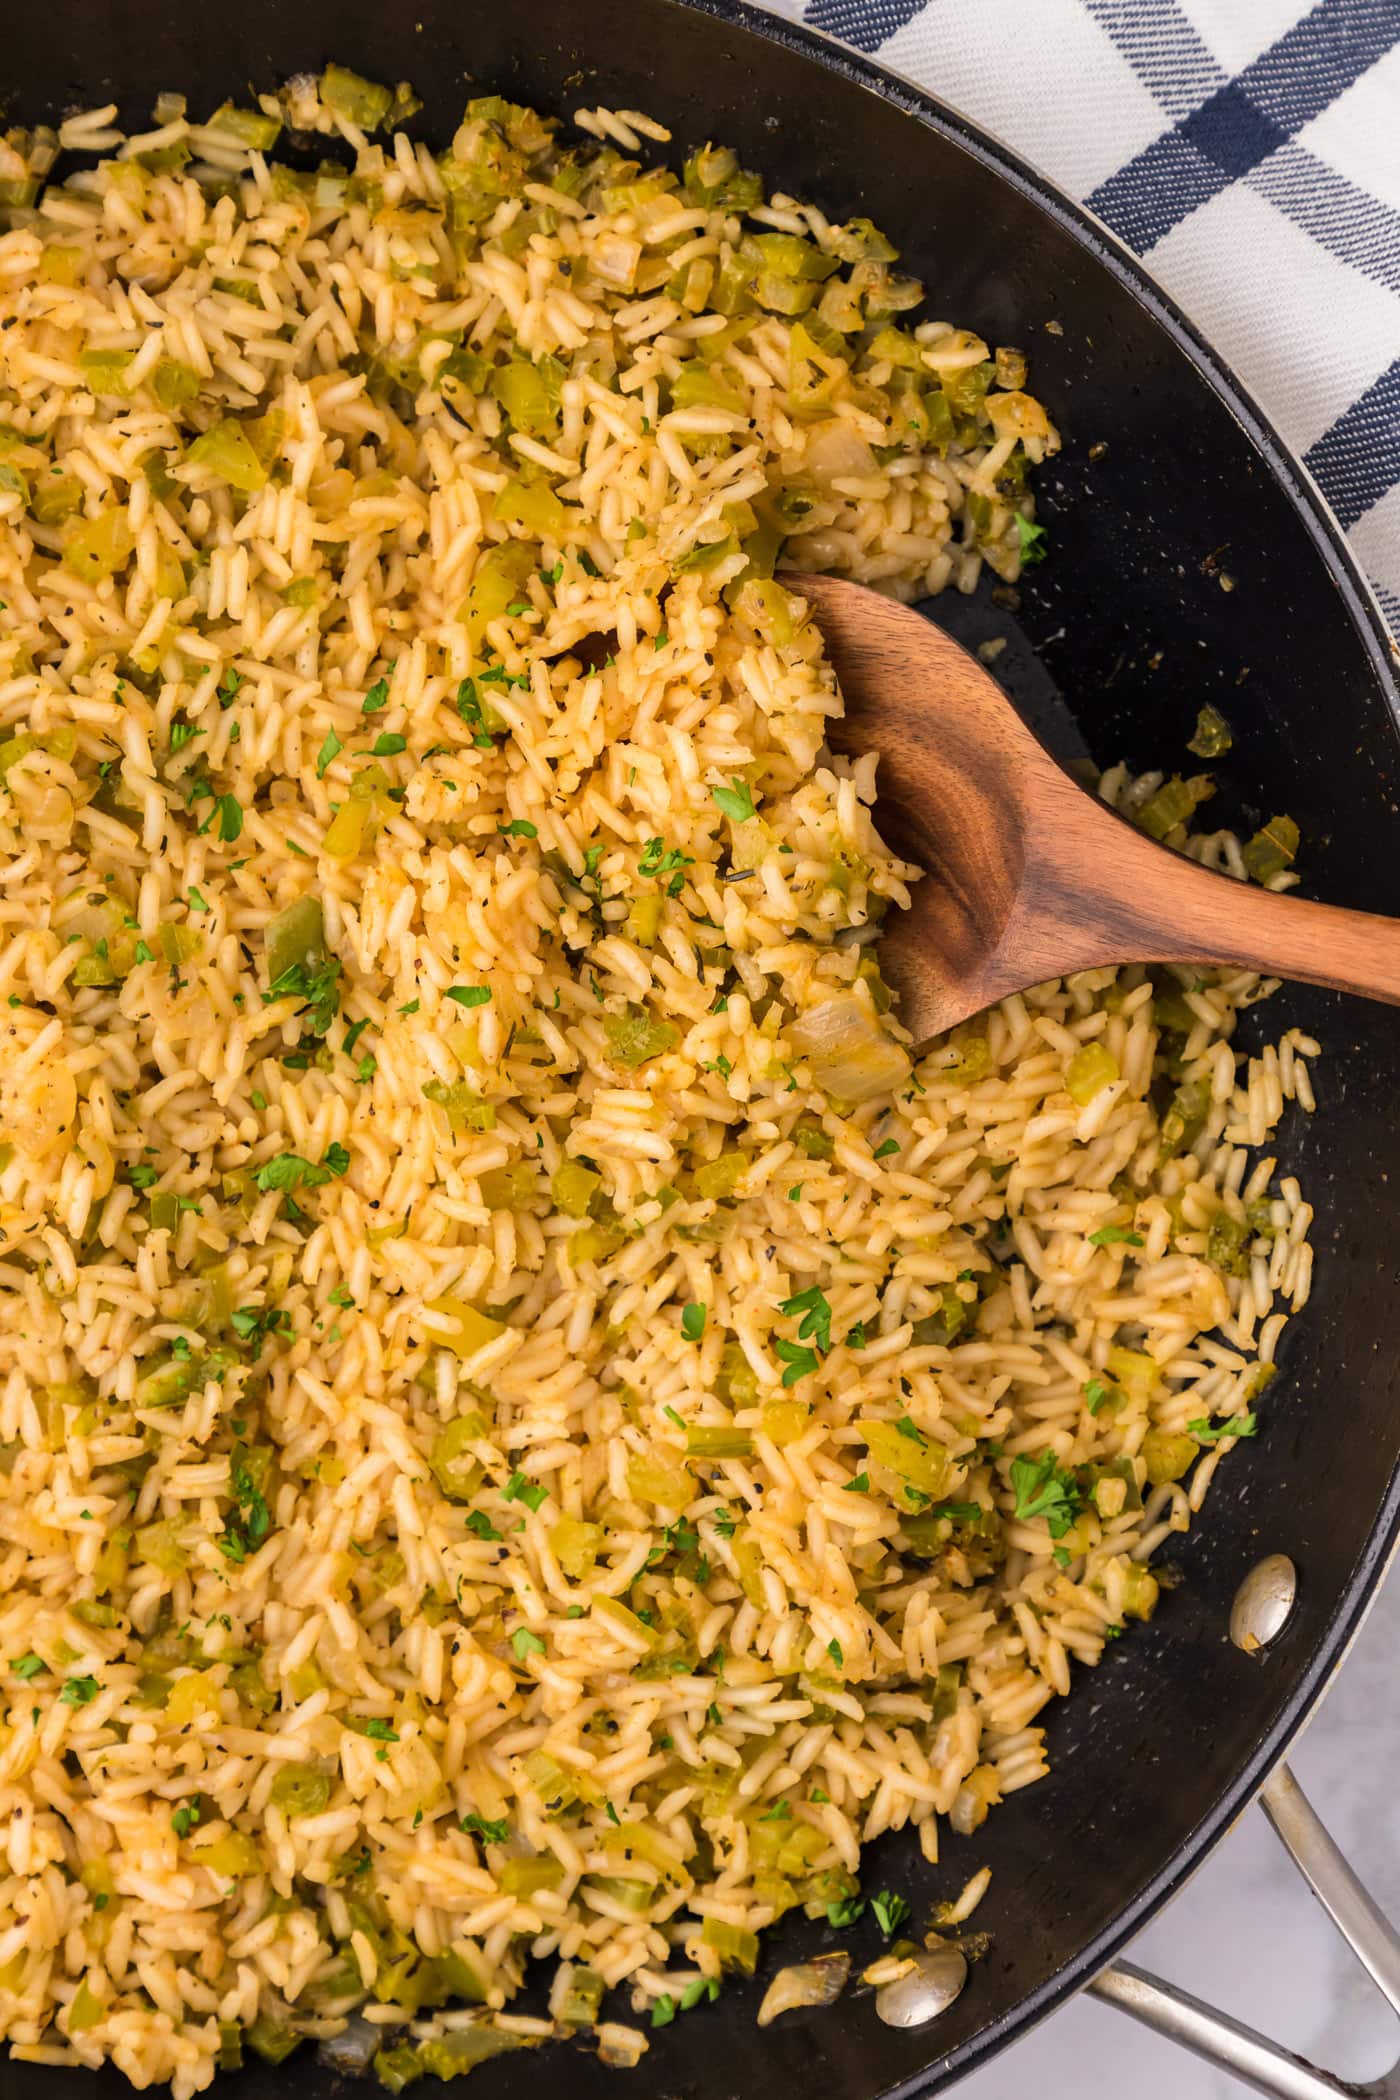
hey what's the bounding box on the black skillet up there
[6,0,1400,2093]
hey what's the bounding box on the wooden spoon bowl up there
[794,571,1400,1043]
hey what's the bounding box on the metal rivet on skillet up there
[874,1945,968,2029]
[1230,1553,1297,1654]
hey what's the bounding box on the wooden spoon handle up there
[1026,772,1400,1005]
[1091,835,1400,1004]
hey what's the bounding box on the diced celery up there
[67,1978,105,2033]
[246,2016,302,2065]
[478,1162,537,1209]
[626,1455,692,1508]
[79,349,134,397]
[269,1764,332,1817]
[373,2044,424,2093]
[1105,1346,1160,1398]
[693,1153,746,1201]
[422,1079,497,1133]
[499,1855,564,1896]
[1065,1041,1119,1106]
[549,1515,605,1579]
[555,1966,605,2027]
[167,1669,220,1725]
[1141,1429,1198,1485]
[425,1294,504,1358]
[186,419,267,494]
[586,1874,654,1913]
[1243,815,1299,884]
[758,1399,807,1448]
[63,511,135,582]
[551,1160,601,1218]
[603,1008,679,1068]
[206,104,282,151]
[320,65,394,132]
[701,1917,759,1973]
[31,474,83,526]
[463,541,536,652]
[1136,774,1214,842]
[429,1418,485,1503]
[40,244,83,285]
[190,1828,263,1876]
[859,1418,950,1500]
[493,478,565,537]
[1207,1209,1250,1277]
[592,1597,656,1650]
[1120,1561,1160,1621]
[671,363,747,416]
[686,1425,754,1458]
[490,356,563,436]
[153,360,200,412]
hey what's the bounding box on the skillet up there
[6,0,1400,2092]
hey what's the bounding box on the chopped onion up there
[790,994,911,1103]
[316,2014,379,2074]
[801,421,876,488]
[756,1952,850,2027]
[596,2021,649,2067]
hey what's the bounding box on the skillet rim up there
[664,0,1400,2085]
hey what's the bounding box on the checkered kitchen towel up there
[757,0,1400,638]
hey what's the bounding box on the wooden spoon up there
[793,570,1400,1043]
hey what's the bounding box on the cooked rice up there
[0,77,1314,2095]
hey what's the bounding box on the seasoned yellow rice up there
[0,75,1315,2095]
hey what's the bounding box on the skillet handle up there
[1087,1763,1400,2100]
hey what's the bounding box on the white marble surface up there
[956,1563,1400,2096]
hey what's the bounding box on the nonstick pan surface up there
[6,1,1400,2093]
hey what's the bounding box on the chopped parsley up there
[465,1510,502,1540]
[681,1302,706,1342]
[255,1153,331,1195]
[871,1889,911,1939]
[1088,1224,1144,1248]
[370,733,407,756]
[461,1812,509,1843]
[10,1653,44,1680]
[711,778,757,824]
[780,1284,832,1355]
[362,1718,399,1742]
[60,1675,100,1706]
[1009,1451,1084,1539]
[170,1801,202,1838]
[1187,1412,1258,1443]
[169,717,203,752]
[510,1627,545,1661]
[503,1471,547,1512]
[827,1896,865,1927]
[498,818,538,838]
[362,678,390,713]
[212,793,242,843]
[218,1444,272,1563]
[446,984,491,1008]
[775,1339,819,1387]
[316,728,342,776]
[1016,514,1048,566]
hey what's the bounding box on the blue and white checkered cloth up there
[758,0,1400,637]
